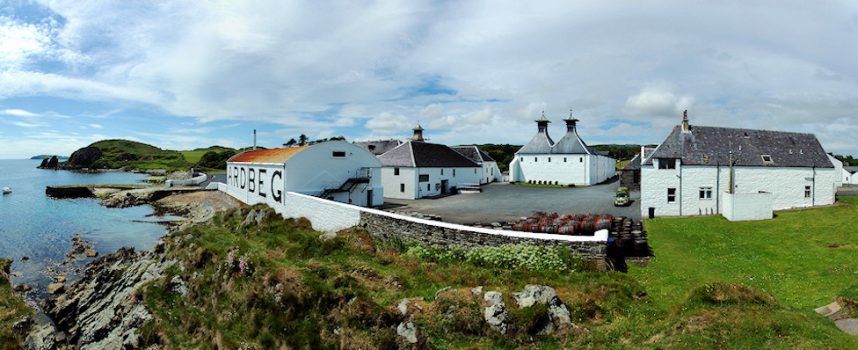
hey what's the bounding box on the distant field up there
[181,146,235,164]
[630,195,858,311]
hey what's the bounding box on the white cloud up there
[0,1,854,155]
[1,108,38,117]
[88,123,103,129]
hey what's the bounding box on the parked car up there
[614,187,630,206]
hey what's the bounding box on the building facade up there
[641,112,836,218]
[844,166,858,185]
[509,112,616,186]
[378,125,481,199]
[452,145,503,184]
[226,140,384,207]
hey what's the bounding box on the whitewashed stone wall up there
[722,192,774,221]
[218,188,608,255]
[382,166,482,199]
[642,159,837,217]
[511,154,615,186]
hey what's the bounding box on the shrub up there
[404,243,581,273]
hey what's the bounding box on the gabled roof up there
[228,146,308,163]
[623,146,657,170]
[516,132,554,154]
[354,139,403,155]
[845,166,858,174]
[452,145,496,164]
[644,125,833,168]
[552,131,591,155]
[378,141,480,168]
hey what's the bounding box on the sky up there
[1,0,858,159]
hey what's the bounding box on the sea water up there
[0,159,168,294]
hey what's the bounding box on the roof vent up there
[563,108,579,133]
[412,122,425,142]
[681,110,690,133]
[535,110,551,134]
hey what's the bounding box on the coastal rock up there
[42,247,176,349]
[512,285,574,334]
[67,146,103,168]
[396,321,418,344]
[483,291,508,334]
[47,283,64,295]
[47,156,59,168]
[39,158,48,168]
[24,322,59,350]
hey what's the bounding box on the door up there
[441,180,449,194]
[366,190,373,207]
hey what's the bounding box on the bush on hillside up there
[195,150,237,170]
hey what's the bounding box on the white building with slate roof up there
[378,124,482,199]
[451,145,503,184]
[641,111,836,219]
[844,166,858,185]
[509,111,616,186]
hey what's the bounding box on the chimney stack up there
[253,129,257,150]
[681,110,690,133]
[411,122,425,142]
[563,109,579,133]
[535,110,551,134]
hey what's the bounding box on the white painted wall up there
[641,160,836,217]
[481,161,502,184]
[226,141,384,207]
[844,169,858,185]
[722,191,774,221]
[829,155,843,190]
[220,187,608,245]
[510,154,615,186]
[381,166,481,199]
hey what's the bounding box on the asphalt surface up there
[199,173,226,188]
[383,179,641,224]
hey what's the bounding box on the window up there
[667,188,676,203]
[394,167,400,175]
[761,155,773,164]
[474,168,477,174]
[579,157,583,163]
[427,183,431,191]
[332,151,346,157]
[548,157,551,162]
[419,174,429,182]
[453,169,456,176]
[564,157,567,162]
[368,145,376,151]
[441,169,444,175]
[400,184,405,192]
[699,187,712,200]
[534,157,537,162]
[658,159,677,169]
[805,185,811,198]
[520,157,523,162]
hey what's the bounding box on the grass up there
[180,146,234,164]
[133,203,858,349]
[0,259,33,350]
[87,139,193,170]
[629,196,858,311]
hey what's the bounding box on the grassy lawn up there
[630,195,858,311]
[179,150,209,164]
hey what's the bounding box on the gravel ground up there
[382,179,641,224]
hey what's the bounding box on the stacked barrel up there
[510,212,614,235]
[610,217,650,257]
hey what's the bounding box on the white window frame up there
[699,186,712,200]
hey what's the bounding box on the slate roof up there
[552,131,591,155]
[845,166,858,174]
[354,139,403,155]
[378,141,480,168]
[228,146,308,163]
[516,132,555,154]
[644,125,833,168]
[623,147,656,170]
[452,145,497,164]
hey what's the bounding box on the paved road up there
[383,179,641,224]
[199,173,226,188]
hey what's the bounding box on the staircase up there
[318,168,372,200]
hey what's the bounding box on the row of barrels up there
[510,211,614,235]
[609,217,650,257]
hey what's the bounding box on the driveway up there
[382,179,641,224]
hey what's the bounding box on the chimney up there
[253,129,257,150]
[535,110,551,134]
[411,122,425,142]
[563,109,579,133]
[681,110,690,133]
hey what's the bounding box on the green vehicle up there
[614,187,630,206]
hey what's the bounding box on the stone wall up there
[359,210,607,257]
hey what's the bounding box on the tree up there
[298,134,307,146]
[283,138,297,147]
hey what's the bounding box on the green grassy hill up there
[133,201,858,349]
[87,139,192,170]
[180,146,236,164]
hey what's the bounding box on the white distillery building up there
[844,166,858,185]
[641,112,836,219]
[378,125,481,199]
[452,145,503,184]
[226,140,384,208]
[509,112,616,186]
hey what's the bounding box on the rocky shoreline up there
[11,190,239,349]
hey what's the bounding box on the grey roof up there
[552,131,591,155]
[378,141,479,168]
[516,132,555,154]
[623,147,656,170]
[354,139,403,155]
[644,125,833,168]
[452,145,496,164]
[845,166,858,174]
